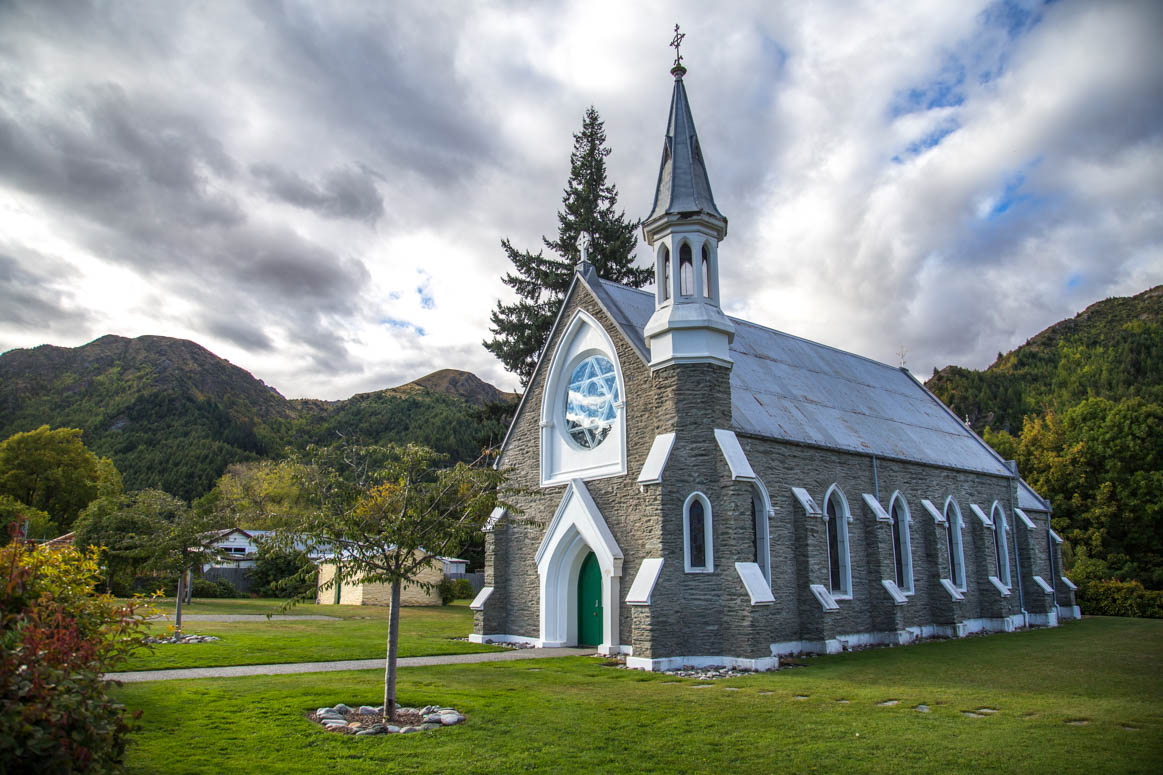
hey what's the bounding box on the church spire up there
[642,29,734,372]
[644,29,726,243]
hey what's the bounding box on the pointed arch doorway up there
[536,479,623,654]
[577,552,603,647]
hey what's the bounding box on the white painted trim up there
[735,562,775,605]
[988,576,1011,597]
[1033,575,1055,594]
[970,503,993,527]
[791,487,823,517]
[881,579,908,605]
[626,654,780,672]
[625,558,664,605]
[1013,507,1036,529]
[921,498,945,524]
[1059,575,1077,591]
[683,491,714,573]
[1027,609,1058,627]
[714,429,756,480]
[468,633,540,647]
[1050,529,1064,544]
[991,503,1012,587]
[824,485,853,597]
[940,578,964,601]
[535,480,623,654]
[539,309,628,488]
[636,433,676,485]
[469,586,493,611]
[862,493,891,522]
[810,584,840,611]
[482,507,506,533]
[944,498,967,590]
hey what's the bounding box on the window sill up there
[684,567,714,574]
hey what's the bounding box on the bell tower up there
[642,42,734,371]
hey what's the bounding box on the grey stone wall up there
[476,272,1067,660]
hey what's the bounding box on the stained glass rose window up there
[565,355,619,449]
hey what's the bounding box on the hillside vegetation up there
[0,335,514,502]
[927,286,1163,593]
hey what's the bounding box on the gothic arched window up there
[825,487,851,597]
[660,245,671,302]
[679,243,694,296]
[992,502,1011,587]
[890,493,913,594]
[944,498,966,590]
[684,492,713,573]
[752,485,771,584]
[701,244,712,298]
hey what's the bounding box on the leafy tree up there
[290,442,512,722]
[247,544,317,598]
[1001,397,1163,590]
[0,426,106,531]
[1,530,154,773]
[485,107,650,386]
[198,460,313,530]
[73,489,184,594]
[0,496,56,544]
[141,495,224,634]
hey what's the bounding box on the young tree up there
[291,442,512,723]
[484,107,651,386]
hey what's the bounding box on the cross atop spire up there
[670,24,686,78]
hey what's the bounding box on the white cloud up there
[0,0,1159,398]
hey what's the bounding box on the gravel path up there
[105,647,595,683]
[149,614,339,622]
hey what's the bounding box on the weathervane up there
[670,23,686,77]
[576,231,593,265]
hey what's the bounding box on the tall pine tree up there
[484,107,651,386]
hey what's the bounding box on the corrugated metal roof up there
[594,279,1014,477]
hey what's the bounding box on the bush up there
[190,578,239,599]
[437,577,456,605]
[452,578,475,599]
[1,524,154,773]
[1076,578,1163,618]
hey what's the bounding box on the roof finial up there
[670,23,686,79]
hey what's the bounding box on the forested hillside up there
[927,286,1163,433]
[927,287,1163,594]
[0,335,515,501]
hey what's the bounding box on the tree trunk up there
[174,567,184,636]
[383,578,402,723]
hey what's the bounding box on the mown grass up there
[124,600,499,670]
[113,617,1162,774]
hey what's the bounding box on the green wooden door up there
[577,551,603,647]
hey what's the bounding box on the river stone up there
[317,707,339,716]
[421,723,441,731]
[423,713,442,723]
[400,726,420,734]
[440,713,462,726]
[358,706,378,715]
[386,725,401,733]
[333,704,352,714]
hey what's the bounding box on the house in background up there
[315,549,454,607]
[472,58,1076,670]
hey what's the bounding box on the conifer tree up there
[485,107,651,386]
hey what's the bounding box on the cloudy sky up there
[2,0,1160,400]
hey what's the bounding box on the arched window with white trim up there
[659,245,671,302]
[824,486,852,598]
[889,492,913,594]
[944,498,966,590]
[751,483,771,584]
[684,492,713,573]
[679,242,694,296]
[701,244,712,299]
[991,502,1011,587]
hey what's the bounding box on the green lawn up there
[113,617,1162,774]
[125,599,499,670]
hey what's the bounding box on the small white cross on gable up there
[576,231,593,264]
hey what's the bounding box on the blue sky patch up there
[381,317,426,337]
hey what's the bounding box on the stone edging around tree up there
[311,703,465,735]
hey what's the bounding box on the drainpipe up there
[871,455,880,501]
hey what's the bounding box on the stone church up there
[471,60,1078,671]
